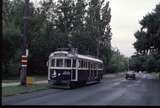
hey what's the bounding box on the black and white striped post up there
[20,0,30,86]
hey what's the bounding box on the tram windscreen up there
[51,59,55,66]
[72,59,76,67]
[56,59,63,67]
[64,59,71,67]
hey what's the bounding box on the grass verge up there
[2,76,47,83]
[2,83,49,97]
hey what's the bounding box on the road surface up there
[2,73,160,106]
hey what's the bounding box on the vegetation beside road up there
[2,76,47,83]
[130,3,160,74]
[2,83,49,97]
[3,0,159,80]
[2,0,129,79]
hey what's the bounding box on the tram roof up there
[50,51,103,63]
[77,54,103,63]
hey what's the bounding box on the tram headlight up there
[51,70,56,78]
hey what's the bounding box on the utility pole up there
[96,38,100,58]
[20,0,30,86]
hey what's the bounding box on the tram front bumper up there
[48,80,70,85]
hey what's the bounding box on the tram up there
[47,50,103,88]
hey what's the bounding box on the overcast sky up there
[108,0,159,57]
[31,0,159,57]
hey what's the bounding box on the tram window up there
[80,60,83,68]
[64,59,71,67]
[88,62,90,68]
[82,61,84,68]
[80,60,82,68]
[81,60,83,68]
[56,59,63,67]
[85,61,87,68]
[87,62,90,68]
[91,63,93,69]
[96,64,98,68]
[90,63,92,68]
[82,60,85,68]
[100,64,103,68]
[92,63,94,69]
[98,63,102,68]
[86,61,88,68]
[72,59,76,67]
[51,59,55,67]
[78,60,80,68]
[89,62,91,68]
[91,62,93,68]
[95,63,97,69]
[83,61,85,68]
[93,63,95,69]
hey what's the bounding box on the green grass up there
[2,80,19,83]
[2,83,49,97]
[32,76,47,81]
[2,76,47,83]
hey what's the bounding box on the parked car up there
[125,71,136,80]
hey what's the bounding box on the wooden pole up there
[20,0,30,86]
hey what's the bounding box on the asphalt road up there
[2,73,160,106]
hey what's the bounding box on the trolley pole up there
[20,0,30,86]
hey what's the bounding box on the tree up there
[2,0,25,77]
[134,3,160,55]
[54,0,76,49]
[2,0,114,77]
[85,0,112,73]
[133,3,160,73]
[107,48,128,73]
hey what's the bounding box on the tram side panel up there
[78,69,89,81]
[77,67,100,82]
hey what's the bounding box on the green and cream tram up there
[47,50,103,88]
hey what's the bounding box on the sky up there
[108,0,159,57]
[31,0,160,57]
